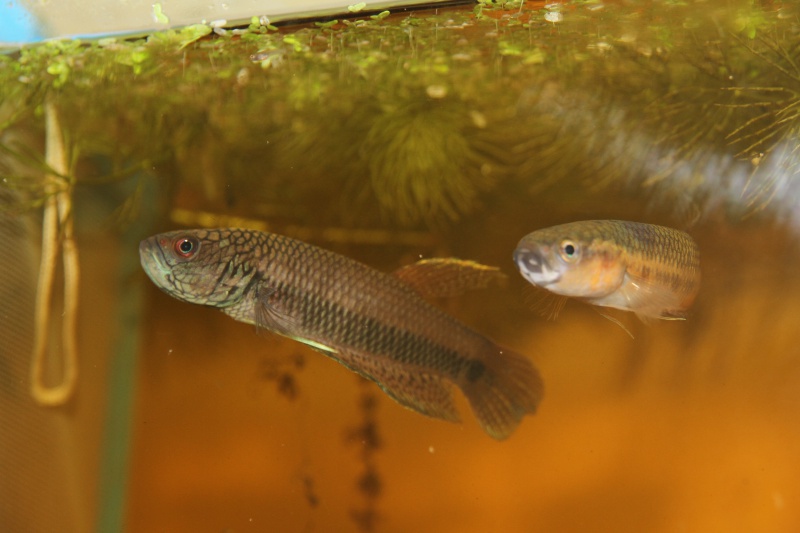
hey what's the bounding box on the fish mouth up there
[513,247,561,287]
[138,238,152,258]
[139,237,160,266]
[139,237,172,282]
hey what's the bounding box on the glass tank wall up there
[2,1,800,532]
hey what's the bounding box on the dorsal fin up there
[392,258,506,299]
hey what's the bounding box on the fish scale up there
[614,223,699,302]
[140,228,543,440]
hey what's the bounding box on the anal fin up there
[333,349,461,423]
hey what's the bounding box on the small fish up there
[513,220,700,320]
[139,228,543,440]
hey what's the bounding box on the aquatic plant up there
[2,1,799,232]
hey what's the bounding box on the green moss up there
[0,0,798,227]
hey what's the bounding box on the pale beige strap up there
[30,100,80,407]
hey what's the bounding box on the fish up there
[139,228,543,440]
[513,220,700,320]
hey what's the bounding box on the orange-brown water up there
[127,218,800,533]
[3,2,800,531]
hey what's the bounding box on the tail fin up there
[460,345,543,440]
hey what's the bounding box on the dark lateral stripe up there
[289,285,467,378]
[632,251,698,281]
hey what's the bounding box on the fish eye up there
[559,240,579,262]
[174,237,199,258]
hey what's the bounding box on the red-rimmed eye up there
[174,237,198,258]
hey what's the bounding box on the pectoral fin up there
[393,258,506,299]
[611,272,688,321]
[254,284,299,337]
[524,285,569,320]
[253,285,337,353]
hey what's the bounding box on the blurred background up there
[2,1,800,532]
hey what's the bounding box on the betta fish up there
[140,228,543,440]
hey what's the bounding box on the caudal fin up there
[460,345,543,440]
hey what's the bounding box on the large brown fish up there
[513,220,700,320]
[140,228,543,440]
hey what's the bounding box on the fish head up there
[514,223,626,299]
[139,229,250,307]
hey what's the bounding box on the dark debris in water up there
[346,378,383,532]
[258,351,305,401]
